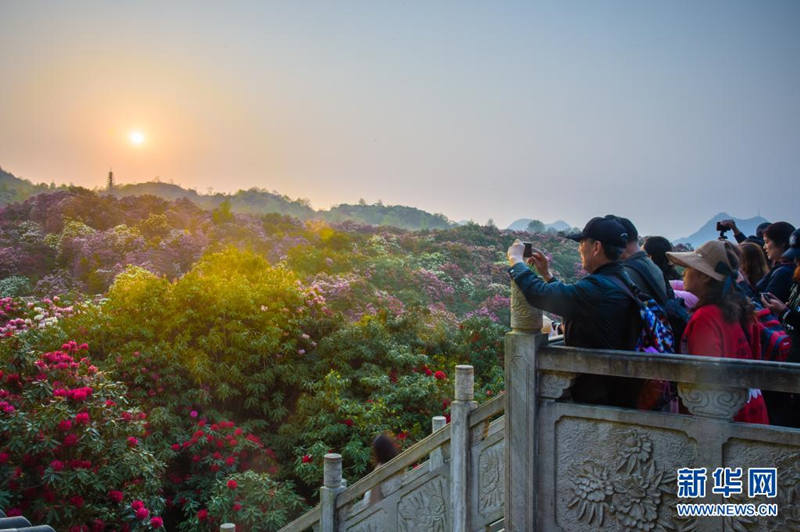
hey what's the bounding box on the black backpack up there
[624,260,690,342]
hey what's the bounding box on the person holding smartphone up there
[507,215,640,406]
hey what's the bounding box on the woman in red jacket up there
[666,239,769,424]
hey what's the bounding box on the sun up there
[129,130,146,146]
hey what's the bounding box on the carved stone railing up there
[280,277,800,531]
[279,365,505,532]
[505,333,800,532]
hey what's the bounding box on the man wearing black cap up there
[507,215,639,405]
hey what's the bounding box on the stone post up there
[451,365,477,532]
[510,275,543,332]
[505,277,547,531]
[430,415,447,471]
[320,453,343,532]
[219,524,235,532]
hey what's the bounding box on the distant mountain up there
[506,218,572,233]
[0,168,454,231]
[113,182,316,221]
[114,183,452,230]
[0,167,55,206]
[325,203,452,230]
[675,212,770,248]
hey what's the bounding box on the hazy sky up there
[1,1,798,238]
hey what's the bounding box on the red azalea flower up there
[127,436,139,447]
[50,460,64,471]
[233,502,242,511]
[434,370,447,380]
[75,412,90,425]
[150,517,163,528]
[227,479,238,489]
[0,452,9,463]
[302,454,313,463]
[171,443,181,451]
[109,490,124,503]
[131,500,144,510]
[197,508,208,521]
[225,456,236,466]
[70,495,84,508]
[58,419,72,431]
[343,418,353,427]
[63,433,78,446]
[135,507,149,520]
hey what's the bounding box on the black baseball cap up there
[611,216,638,243]
[566,215,628,248]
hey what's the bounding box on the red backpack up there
[753,307,792,362]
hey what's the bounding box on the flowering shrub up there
[186,471,305,531]
[0,339,165,529]
[162,416,288,530]
[0,295,76,337]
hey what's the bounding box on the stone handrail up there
[538,344,800,393]
[278,366,504,532]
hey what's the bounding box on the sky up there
[0,0,798,239]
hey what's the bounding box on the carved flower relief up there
[567,461,615,526]
[611,465,663,531]
[566,429,680,531]
[397,477,448,532]
[616,432,654,474]
[726,452,800,531]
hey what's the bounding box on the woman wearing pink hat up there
[667,240,769,424]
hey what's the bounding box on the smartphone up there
[523,242,533,258]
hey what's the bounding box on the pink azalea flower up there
[150,517,163,528]
[227,479,238,489]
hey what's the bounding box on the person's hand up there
[528,250,553,281]
[719,219,738,231]
[507,239,525,266]
[761,292,787,315]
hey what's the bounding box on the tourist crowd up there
[507,216,800,427]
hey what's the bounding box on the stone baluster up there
[219,524,235,532]
[320,453,343,532]
[505,277,547,531]
[451,364,477,532]
[430,415,447,471]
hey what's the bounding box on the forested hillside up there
[0,188,581,530]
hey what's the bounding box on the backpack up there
[610,273,678,411]
[753,307,792,362]
[624,259,690,342]
[610,273,677,354]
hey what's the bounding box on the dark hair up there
[372,433,399,465]
[756,222,771,239]
[738,241,769,288]
[763,222,795,250]
[643,236,681,280]
[695,243,753,329]
[600,242,624,262]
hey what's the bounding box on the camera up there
[716,221,731,239]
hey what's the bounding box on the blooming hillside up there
[0,189,582,530]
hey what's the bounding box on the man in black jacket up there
[507,216,640,405]
[508,215,635,349]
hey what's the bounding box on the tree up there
[526,219,545,233]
